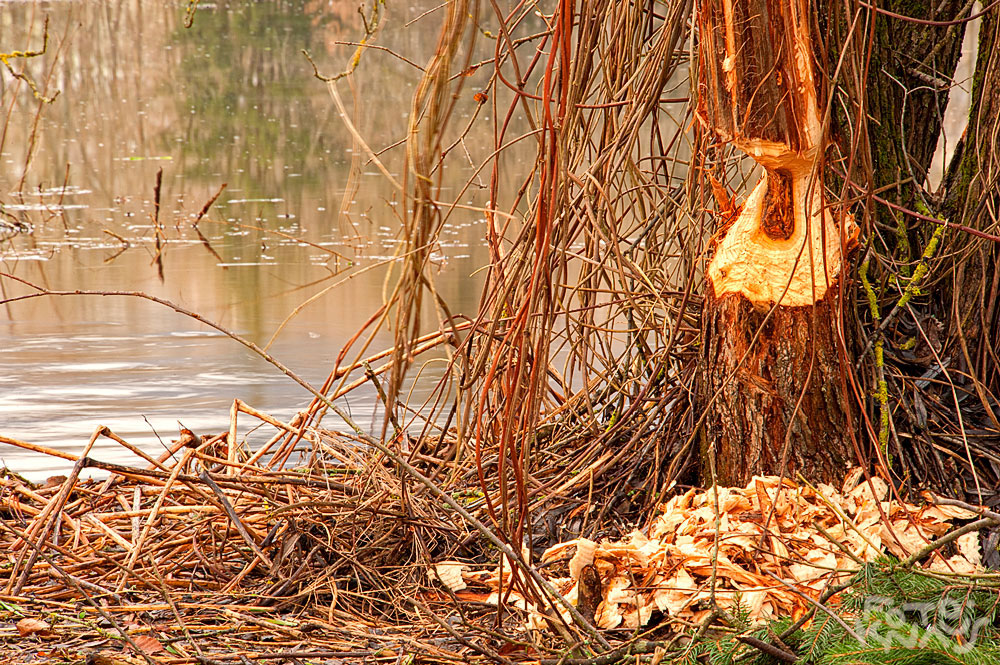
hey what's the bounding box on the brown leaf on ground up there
[16,617,53,638]
[129,634,165,655]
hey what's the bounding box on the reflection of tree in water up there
[170,0,348,196]
[305,0,366,42]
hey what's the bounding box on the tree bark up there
[943,12,1000,385]
[696,0,857,485]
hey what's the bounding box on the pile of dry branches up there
[0,417,486,663]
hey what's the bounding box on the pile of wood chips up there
[437,472,984,631]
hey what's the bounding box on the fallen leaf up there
[129,634,164,655]
[16,617,52,637]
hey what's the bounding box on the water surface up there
[1,0,495,478]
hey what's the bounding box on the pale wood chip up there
[432,560,468,592]
[569,538,596,579]
[958,531,981,566]
[595,599,622,629]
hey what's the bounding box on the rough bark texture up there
[702,289,853,485]
[849,0,969,206]
[942,13,1000,386]
[692,0,993,491]
[819,0,969,259]
[696,0,855,486]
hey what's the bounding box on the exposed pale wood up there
[697,0,855,307]
[698,0,823,160]
[707,172,850,307]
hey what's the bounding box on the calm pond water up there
[0,0,498,478]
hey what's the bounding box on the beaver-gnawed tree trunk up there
[695,0,857,486]
[695,0,973,486]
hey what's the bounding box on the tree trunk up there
[695,0,857,485]
[942,13,1000,397]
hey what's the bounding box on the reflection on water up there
[0,0,494,479]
